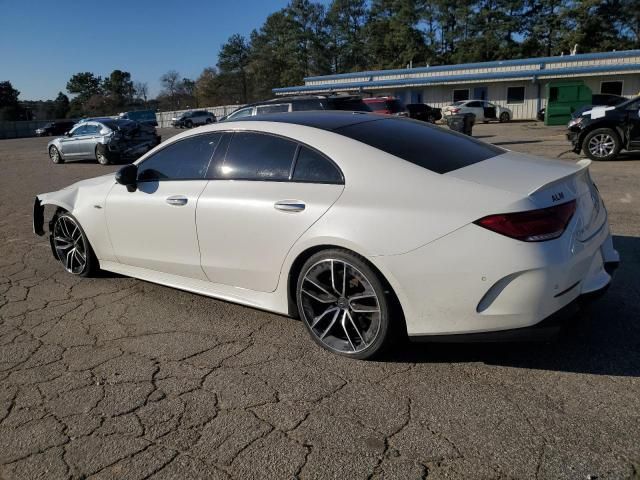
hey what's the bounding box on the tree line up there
[2,0,638,120]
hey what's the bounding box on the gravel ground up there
[0,122,638,479]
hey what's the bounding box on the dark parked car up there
[220,94,371,121]
[35,121,76,137]
[363,96,406,115]
[171,110,216,128]
[406,103,442,123]
[567,96,640,161]
[47,119,161,165]
[119,110,158,127]
[538,94,627,122]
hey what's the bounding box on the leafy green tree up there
[327,0,369,72]
[0,80,22,120]
[53,92,70,118]
[218,34,252,103]
[103,70,135,107]
[66,72,102,103]
[365,0,429,69]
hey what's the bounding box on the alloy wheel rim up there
[53,216,87,274]
[299,259,381,354]
[50,148,59,162]
[588,134,614,158]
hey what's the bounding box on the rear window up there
[366,101,387,112]
[334,117,504,174]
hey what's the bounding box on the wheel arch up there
[286,244,408,336]
[578,122,625,151]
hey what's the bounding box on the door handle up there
[274,200,305,212]
[166,195,188,206]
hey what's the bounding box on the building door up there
[473,87,487,101]
[410,90,423,104]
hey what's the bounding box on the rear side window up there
[137,133,221,181]
[335,118,504,174]
[256,104,290,115]
[216,132,297,181]
[293,146,343,184]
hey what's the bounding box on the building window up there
[452,89,469,102]
[601,81,623,96]
[507,86,525,104]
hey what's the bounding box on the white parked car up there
[442,100,512,122]
[33,112,618,359]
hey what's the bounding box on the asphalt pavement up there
[0,122,638,479]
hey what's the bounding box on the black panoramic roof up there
[235,111,504,174]
[233,110,381,131]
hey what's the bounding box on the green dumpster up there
[544,81,592,126]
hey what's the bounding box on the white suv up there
[442,100,512,123]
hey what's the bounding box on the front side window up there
[228,107,254,120]
[84,124,100,135]
[70,125,87,136]
[137,133,221,181]
[507,86,525,104]
[216,132,297,181]
[292,146,343,184]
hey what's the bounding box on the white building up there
[273,50,640,120]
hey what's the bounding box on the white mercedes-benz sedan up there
[33,111,619,359]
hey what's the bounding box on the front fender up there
[33,190,78,236]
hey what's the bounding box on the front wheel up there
[499,112,510,123]
[51,213,98,277]
[96,145,110,165]
[583,128,621,161]
[49,146,64,164]
[185,120,193,128]
[296,249,395,359]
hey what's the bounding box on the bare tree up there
[160,70,181,109]
[134,81,149,106]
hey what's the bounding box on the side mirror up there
[65,131,72,137]
[115,164,138,192]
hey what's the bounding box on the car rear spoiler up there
[528,159,591,196]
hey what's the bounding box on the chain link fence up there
[0,104,245,139]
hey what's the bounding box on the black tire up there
[96,145,111,165]
[296,248,397,360]
[583,128,621,161]
[205,118,212,124]
[51,212,98,277]
[499,112,510,123]
[185,120,193,128]
[49,146,64,164]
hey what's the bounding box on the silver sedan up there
[47,119,160,165]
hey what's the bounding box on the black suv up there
[221,95,371,121]
[567,96,640,161]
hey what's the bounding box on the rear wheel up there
[185,120,193,128]
[49,146,64,164]
[51,213,98,277]
[583,128,621,161]
[499,112,510,123]
[205,118,212,124]
[296,249,394,360]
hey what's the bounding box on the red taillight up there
[474,200,577,242]
[451,108,460,113]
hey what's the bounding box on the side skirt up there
[99,260,290,317]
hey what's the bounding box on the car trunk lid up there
[448,152,605,242]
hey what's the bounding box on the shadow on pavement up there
[387,235,640,377]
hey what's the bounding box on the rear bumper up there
[370,213,619,338]
[409,270,615,343]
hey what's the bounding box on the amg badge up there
[552,192,565,202]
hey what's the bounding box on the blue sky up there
[0,0,329,100]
